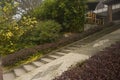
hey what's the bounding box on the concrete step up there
[69,45,81,48]
[55,52,66,55]
[61,49,72,52]
[41,58,53,63]
[53,53,64,56]
[23,64,36,72]
[49,55,60,59]
[59,50,70,53]
[63,47,72,50]
[73,43,86,46]
[3,71,16,80]
[46,56,56,60]
[32,61,44,67]
[39,59,49,64]
[66,47,79,50]
[14,67,26,77]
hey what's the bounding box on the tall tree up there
[16,0,42,10]
[31,0,87,32]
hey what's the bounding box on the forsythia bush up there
[19,16,37,28]
[0,1,38,56]
[0,0,20,55]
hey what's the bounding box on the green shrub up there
[0,0,22,56]
[21,20,61,44]
[30,0,86,32]
[0,1,38,56]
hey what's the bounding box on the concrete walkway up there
[12,28,120,80]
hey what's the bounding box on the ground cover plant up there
[54,41,120,80]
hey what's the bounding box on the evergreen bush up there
[30,0,86,32]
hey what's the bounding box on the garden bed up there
[54,41,120,80]
[2,22,114,67]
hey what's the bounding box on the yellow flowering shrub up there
[0,20,25,55]
[20,16,37,28]
[0,1,38,56]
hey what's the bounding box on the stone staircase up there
[3,43,83,80]
[3,22,120,80]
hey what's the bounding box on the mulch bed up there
[54,42,120,80]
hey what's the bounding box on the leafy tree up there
[30,0,86,32]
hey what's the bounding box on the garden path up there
[3,22,120,80]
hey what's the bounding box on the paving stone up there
[3,72,15,80]
[63,47,76,50]
[55,52,66,55]
[70,45,81,48]
[41,58,53,63]
[39,59,49,64]
[32,61,44,67]
[49,55,60,59]
[53,53,64,56]
[60,50,70,53]
[67,46,79,50]
[14,67,26,77]
[62,49,72,52]
[23,64,36,72]
[46,56,56,60]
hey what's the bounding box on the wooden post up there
[108,4,112,22]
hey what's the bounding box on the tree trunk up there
[108,4,112,22]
